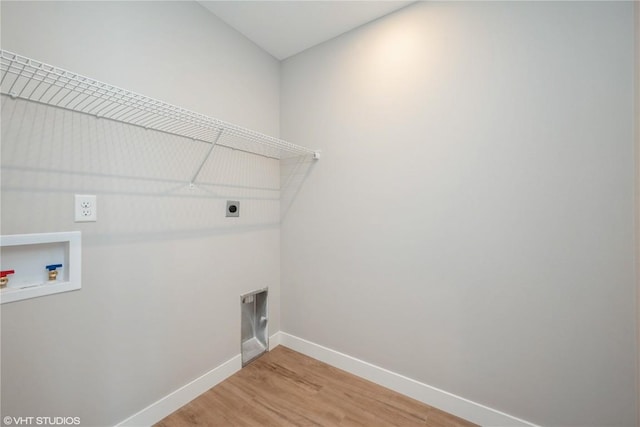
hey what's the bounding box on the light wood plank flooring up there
[155,346,477,427]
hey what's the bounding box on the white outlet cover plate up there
[75,194,97,222]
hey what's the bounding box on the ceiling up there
[198,1,414,60]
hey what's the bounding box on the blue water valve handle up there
[46,264,63,281]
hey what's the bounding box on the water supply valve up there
[46,264,63,281]
[0,270,15,288]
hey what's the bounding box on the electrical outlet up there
[75,195,97,222]
[226,200,240,217]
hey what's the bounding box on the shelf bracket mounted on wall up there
[189,128,224,188]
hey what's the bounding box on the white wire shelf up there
[0,49,319,161]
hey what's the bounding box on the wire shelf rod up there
[0,49,318,159]
[1,91,286,163]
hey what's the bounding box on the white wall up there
[1,2,280,426]
[280,2,637,426]
[2,1,637,426]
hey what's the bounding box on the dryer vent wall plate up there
[241,287,268,366]
[226,201,240,217]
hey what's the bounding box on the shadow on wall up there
[280,154,316,221]
[0,96,312,243]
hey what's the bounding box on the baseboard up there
[115,331,534,427]
[116,332,282,427]
[269,330,282,349]
[279,332,538,427]
[115,354,240,427]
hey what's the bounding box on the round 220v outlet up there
[226,201,240,217]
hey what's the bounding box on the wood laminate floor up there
[155,346,477,427]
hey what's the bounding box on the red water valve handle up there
[0,270,15,278]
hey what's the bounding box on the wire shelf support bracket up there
[0,49,320,166]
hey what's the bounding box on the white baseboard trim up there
[116,332,282,427]
[115,331,535,427]
[279,332,538,427]
[269,330,282,350]
[115,354,240,427]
